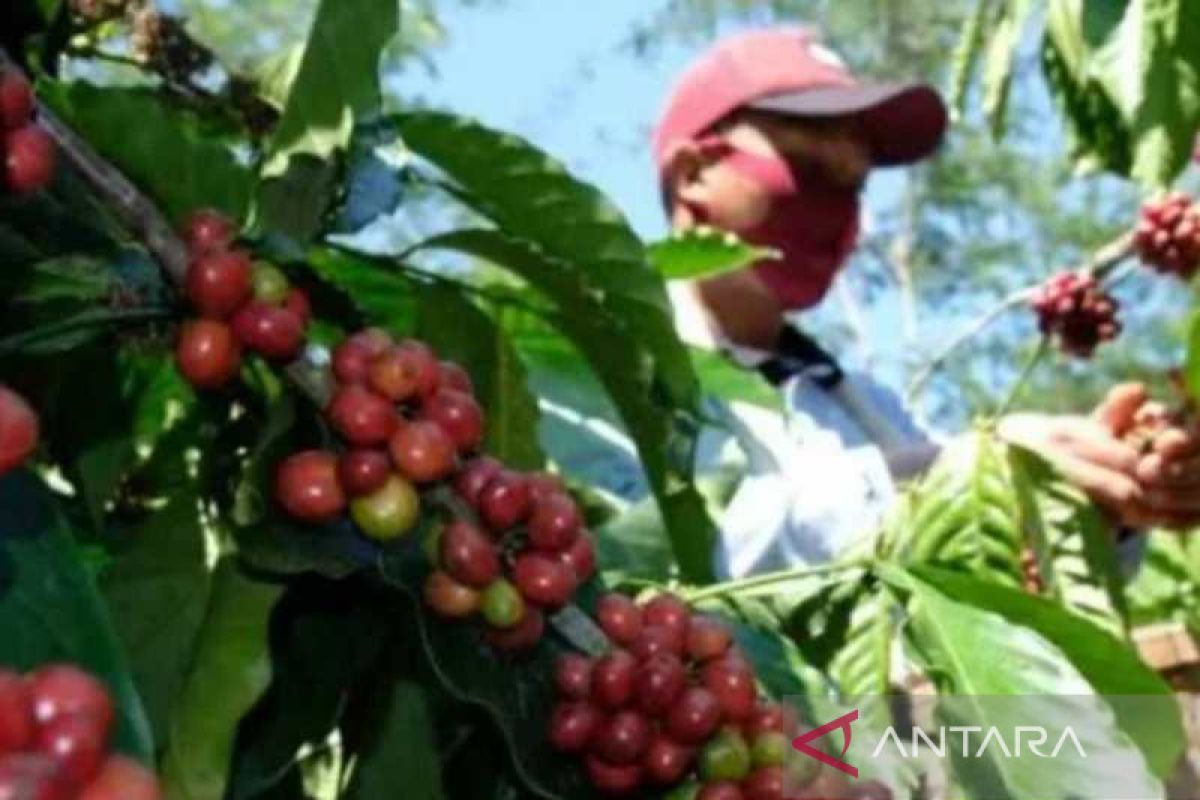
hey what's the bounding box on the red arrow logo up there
[792,709,859,778]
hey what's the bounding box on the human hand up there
[1124,397,1200,530]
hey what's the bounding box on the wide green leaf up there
[343,680,445,799]
[690,347,782,411]
[417,228,716,582]
[0,471,153,760]
[415,282,544,469]
[39,82,252,225]
[646,227,776,281]
[158,561,282,800]
[888,564,1182,781]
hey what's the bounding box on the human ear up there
[664,142,710,228]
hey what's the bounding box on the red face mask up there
[700,141,861,310]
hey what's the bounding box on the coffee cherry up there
[283,289,311,325]
[423,571,479,619]
[349,475,419,541]
[35,716,105,788]
[389,421,456,483]
[183,208,235,255]
[1028,271,1121,358]
[454,456,503,507]
[368,341,438,402]
[438,361,473,394]
[698,781,745,800]
[0,71,35,130]
[744,704,787,737]
[176,320,241,390]
[28,666,114,736]
[593,710,652,765]
[274,450,345,524]
[5,126,56,194]
[0,753,69,800]
[549,702,601,754]
[585,754,643,796]
[699,728,751,783]
[0,670,34,754]
[396,340,441,399]
[635,653,686,716]
[440,520,500,589]
[336,449,391,497]
[702,659,757,723]
[77,756,162,800]
[665,687,722,745]
[642,735,695,786]
[511,553,575,609]
[0,385,39,477]
[1136,192,1200,278]
[333,329,392,385]
[632,624,686,661]
[596,594,642,647]
[484,607,545,653]
[687,616,734,663]
[479,580,526,629]
[250,262,290,305]
[742,766,784,800]
[327,385,398,447]
[750,732,788,768]
[527,492,582,552]
[478,470,533,531]
[527,471,567,502]
[642,594,690,638]
[592,650,637,711]
[420,389,484,452]
[186,251,252,319]
[231,302,305,361]
[557,534,596,583]
[554,654,593,701]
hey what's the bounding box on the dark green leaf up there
[0,472,153,760]
[344,680,445,800]
[1185,309,1200,401]
[306,246,415,335]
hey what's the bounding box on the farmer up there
[652,27,1200,578]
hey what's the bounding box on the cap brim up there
[746,83,948,166]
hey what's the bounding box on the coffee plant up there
[1,1,1199,799]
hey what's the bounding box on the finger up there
[1053,419,1141,473]
[1153,427,1200,462]
[1093,383,1149,436]
[1054,454,1145,510]
[1137,452,1200,487]
[1144,488,1200,515]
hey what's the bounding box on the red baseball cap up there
[653,27,948,174]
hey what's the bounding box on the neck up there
[695,269,785,351]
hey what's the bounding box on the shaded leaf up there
[344,681,445,800]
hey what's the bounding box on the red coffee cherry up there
[368,341,438,402]
[698,781,745,800]
[396,340,440,399]
[327,385,398,447]
[420,389,484,452]
[665,687,722,745]
[596,594,642,648]
[642,594,690,638]
[423,571,480,619]
[389,420,456,483]
[336,449,391,497]
[27,666,114,736]
[454,456,503,508]
[642,734,695,786]
[592,710,652,766]
[511,553,576,610]
[527,492,582,552]
[439,520,500,589]
[701,658,758,723]
[176,320,241,390]
[548,702,601,754]
[0,385,39,477]
[554,654,594,701]
[557,533,596,583]
[585,755,643,795]
[283,289,311,325]
[484,606,545,653]
[0,71,35,130]
[4,125,56,194]
[1028,270,1121,359]
[35,716,105,789]
[744,704,788,738]
[592,650,638,711]
[332,329,392,385]
[0,670,34,754]
[635,653,686,716]
[0,753,70,800]
[527,471,567,502]
[631,624,686,661]
[687,616,734,663]
[274,450,345,524]
[478,470,532,531]
[77,756,162,800]
[183,208,236,255]
[186,250,251,319]
[231,302,305,361]
[438,361,473,394]
[742,766,784,800]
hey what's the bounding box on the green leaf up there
[948,0,997,116]
[415,282,545,470]
[646,227,777,281]
[893,432,1024,587]
[1184,309,1200,400]
[887,564,1183,780]
[306,246,414,334]
[1126,531,1200,626]
[982,0,1036,137]
[690,347,782,411]
[417,228,716,582]
[1008,446,1127,635]
[344,681,445,800]
[256,0,399,239]
[0,471,153,760]
[158,561,282,800]
[39,81,251,225]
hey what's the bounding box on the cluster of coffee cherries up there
[174,209,311,390]
[0,385,38,477]
[1,69,56,196]
[1028,270,1121,358]
[1135,192,1200,280]
[0,665,160,800]
[424,459,596,653]
[549,593,795,799]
